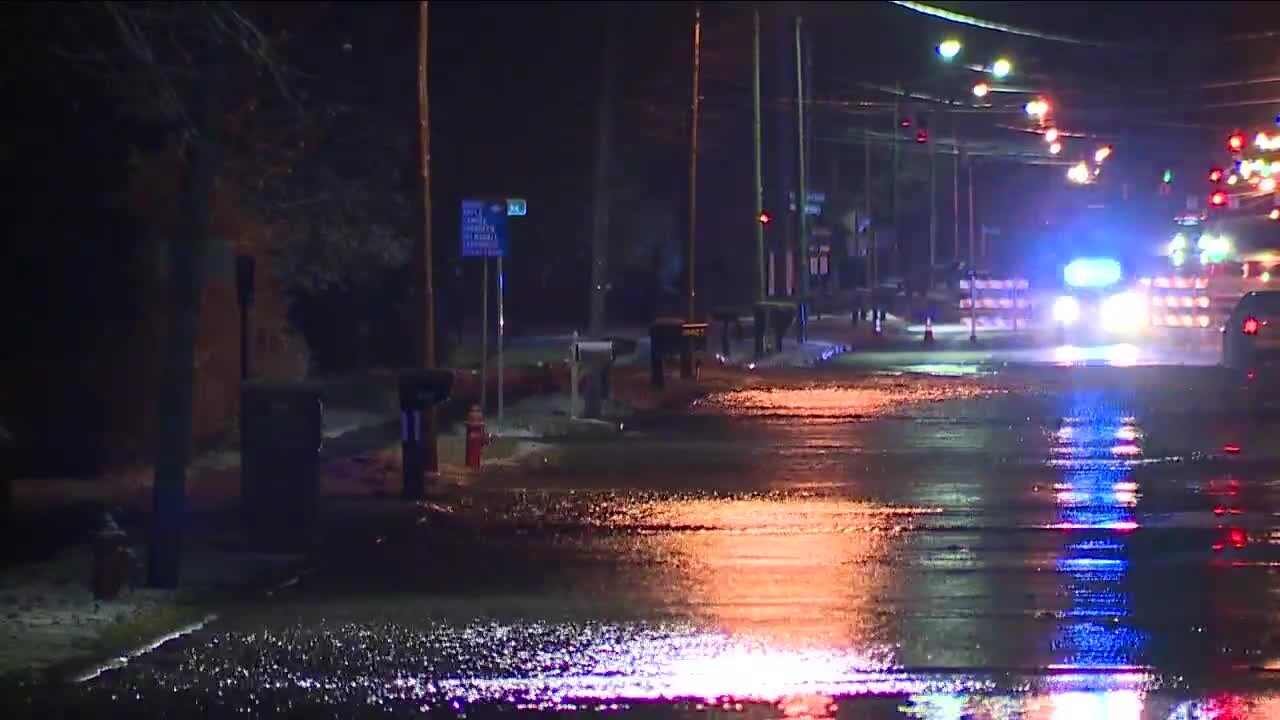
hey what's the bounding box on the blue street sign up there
[461,199,508,257]
[506,198,527,217]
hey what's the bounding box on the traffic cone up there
[923,316,935,344]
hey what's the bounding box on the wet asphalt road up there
[17,353,1280,718]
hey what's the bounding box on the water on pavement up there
[13,365,1280,719]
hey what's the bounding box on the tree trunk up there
[148,48,222,589]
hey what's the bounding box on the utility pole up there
[891,81,900,282]
[794,15,809,342]
[929,112,937,279]
[953,129,960,262]
[967,156,976,269]
[864,122,873,294]
[589,1,618,337]
[751,8,765,303]
[686,3,701,322]
[416,0,437,469]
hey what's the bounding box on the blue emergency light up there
[1064,257,1122,289]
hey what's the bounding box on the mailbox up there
[399,369,454,499]
[240,381,324,551]
[572,340,616,364]
[649,318,686,388]
[571,339,616,419]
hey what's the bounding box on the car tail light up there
[1243,316,1260,335]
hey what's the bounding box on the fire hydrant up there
[464,404,490,469]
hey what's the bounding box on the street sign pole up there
[481,258,488,413]
[497,254,504,425]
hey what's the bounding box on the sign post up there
[461,198,521,427]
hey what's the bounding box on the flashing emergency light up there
[758,211,771,224]
[973,82,990,98]
[1261,177,1277,193]
[1162,169,1173,184]
[1229,132,1246,152]
[1209,168,1224,183]
[1049,142,1062,155]
[937,39,962,60]
[991,58,1012,78]
[1270,208,1280,221]
[1257,132,1280,151]
[1064,257,1123,289]
[1211,190,1228,206]
[1045,128,1059,143]
[1094,146,1113,163]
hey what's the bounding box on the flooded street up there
[17,365,1280,718]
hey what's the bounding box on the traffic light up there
[1211,190,1228,207]
[758,211,771,224]
[1209,168,1224,183]
[1228,132,1245,152]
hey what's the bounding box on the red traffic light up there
[758,211,771,224]
[1228,133,1245,152]
[916,130,928,144]
[1211,190,1228,207]
[1209,168,1224,183]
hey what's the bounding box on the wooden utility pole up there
[751,8,765,303]
[686,3,701,321]
[589,2,619,337]
[416,0,437,470]
[794,15,809,341]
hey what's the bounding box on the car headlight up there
[1053,295,1081,326]
[1100,291,1148,333]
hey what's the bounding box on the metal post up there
[588,1,618,338]
[497,254,504,425]
[969,274,977,342]
[686,3,701,323]
[751,8,765,304]
[794,15,809,343]
[569,331,579,420]
[891,81,900,281]
[480,258,488,412]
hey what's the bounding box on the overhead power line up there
[886,1,1112,47]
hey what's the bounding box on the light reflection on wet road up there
[22,367,1280,718]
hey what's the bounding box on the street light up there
[991,58,1012,78]
[972,82,990,98]
[937,39,962,60]
[1094,146,1113,163]
[1045,128,1059,143]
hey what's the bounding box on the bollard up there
[923,316,935,344]
[464,404,489,469]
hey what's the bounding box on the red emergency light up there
[1209,168,1224,183]
[758,211,771,224]
[1228,132,1245,152]
[1211,190,1228,207]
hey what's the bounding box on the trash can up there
[399,369,453,499]
[240,382,324,551]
